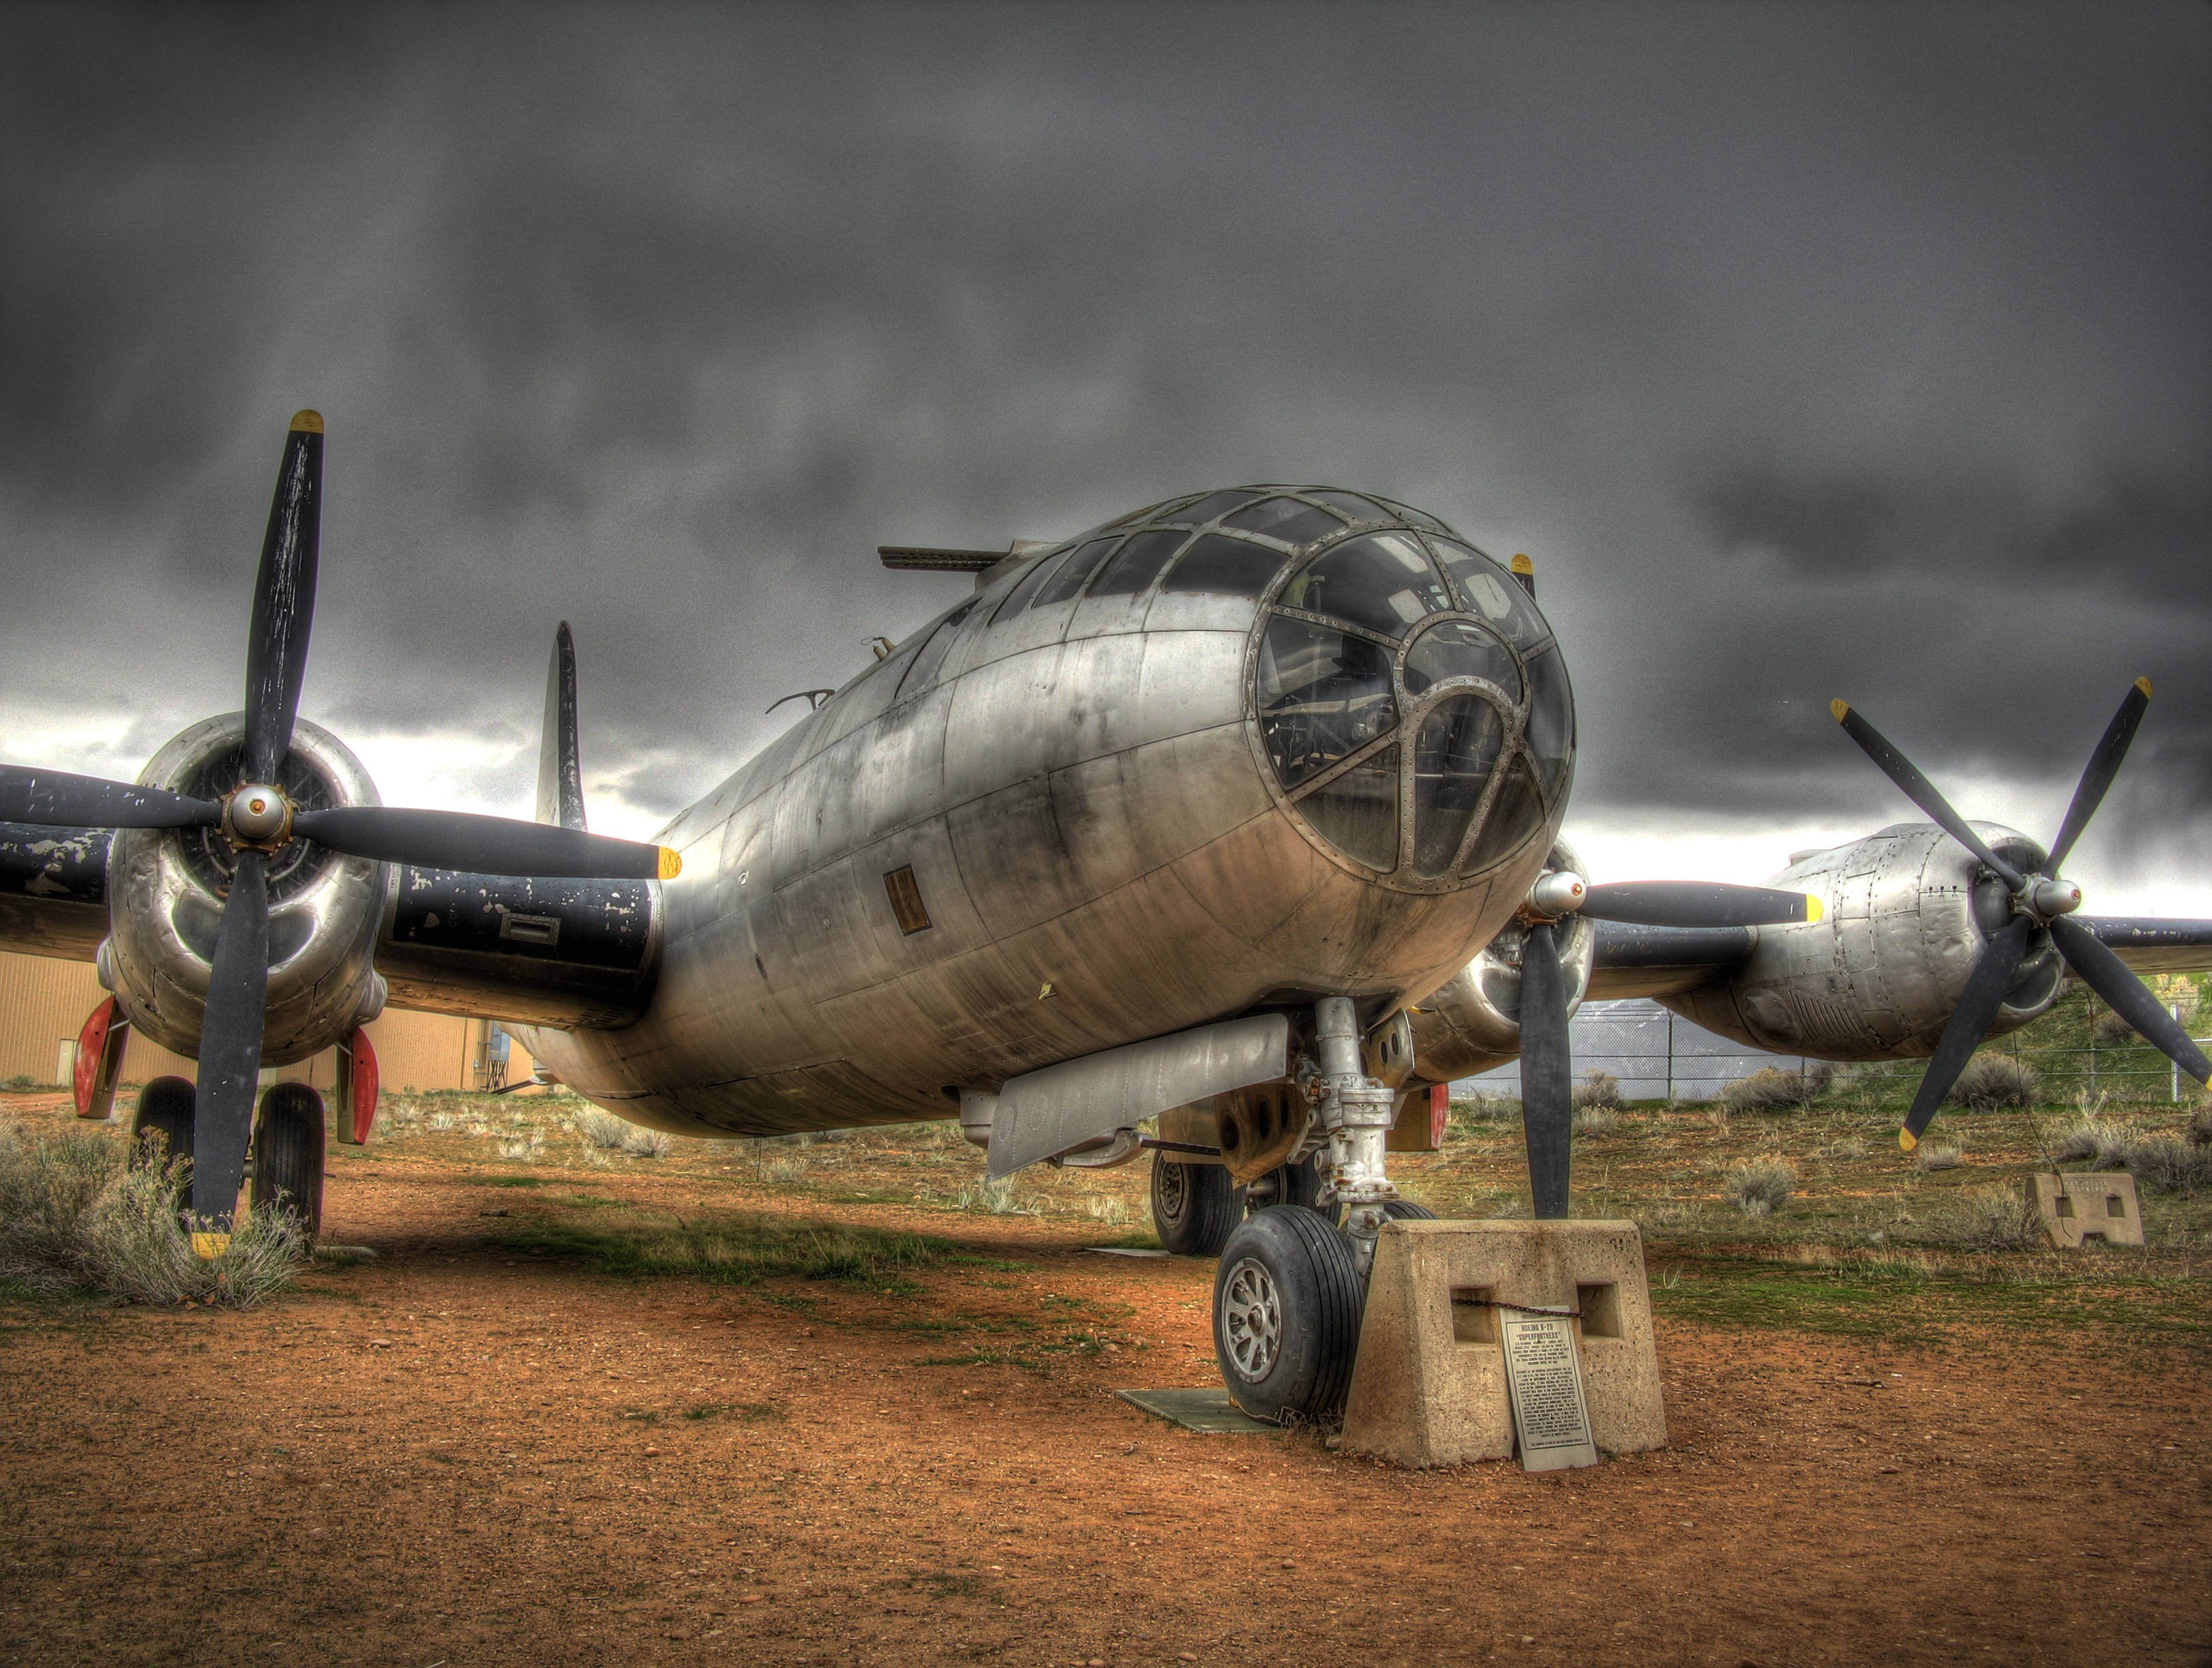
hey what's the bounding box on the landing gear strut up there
[1214,996,1408,1423]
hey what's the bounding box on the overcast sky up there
[3,2,2206,913]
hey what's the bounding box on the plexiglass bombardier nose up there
[1253,504,1574,886]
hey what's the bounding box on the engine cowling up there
[100,713,387,1065]
[1406,838,1596,1083]
[1663,821,2064,1060]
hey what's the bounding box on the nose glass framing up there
[1255,533,1573,887]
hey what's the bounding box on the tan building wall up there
[0,949,532,1094]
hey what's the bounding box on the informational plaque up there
[1499,1315,1599,1472]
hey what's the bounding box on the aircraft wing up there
[1584,912,2212,1005]
[0,822,109,961]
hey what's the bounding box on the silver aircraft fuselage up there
[524,490,1574,1136]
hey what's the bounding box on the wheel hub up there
[1220,1256,1283,1383]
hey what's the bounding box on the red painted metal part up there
[1427,1080,1450,1147]
[346,1026,379,1143]
[72,997,128,1118]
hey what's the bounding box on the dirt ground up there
[2,1092,2208,1668]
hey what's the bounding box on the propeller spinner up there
[1832,683,2209,1149]
[0,412,682,1250]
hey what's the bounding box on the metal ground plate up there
[1116,1387,1285,1435]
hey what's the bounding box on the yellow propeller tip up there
[289,410,324,433]
[1829,698,1851,722]
[190,1231,231,1260]
[1897,1128,1917,1153]
[657,847,683,880]
[1804,894,1823,923]
[1510,552,1534,575]
[2135,675,2153,698]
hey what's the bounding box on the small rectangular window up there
[989,548,1071,623]
[884,866,932,934]
[896,601,976,700]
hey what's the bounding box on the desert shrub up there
[1083,1195,1131,1226]
[1572,1105,1621,1138]
[1450,1093,1520,1127]
[955,1176,1035,1215]
[1948,1054,2039,1110]
[2187,1104,2212,1148]
[2091,1007,2140,1045]
[0,1118,305,1306]
[1921,1185,2043,1252]
[1722,1068,1821,1114]
[762,1155,809,1184]
[2,1075,40,1090]
[1724,1157,1795,1216]
[576,1108,670,1157]
[1571,1070,1621,1112]
[1915,1143,1964,1172]
[2045,1117,2128,1169]
[496,1135,545,1163]
[2124,1137,2212,1195]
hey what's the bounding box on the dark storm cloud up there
[0,2,2205,882]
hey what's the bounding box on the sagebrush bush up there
[1572,1105,1621,1137]
[1947,1054,2039,1110]
[2187,1104,2212,1148]
[1570,1070,1620,1112]
[1922,1185,2043,1252]
[1722,1068,1821,1114]
[2124,1137,2212,1195]
[1724,1157,1795,1216]
[2046,1117,2129,1168]
[576,1108,670,1157]
[0,1118,305,1306]
[2091,1007,2141,1045]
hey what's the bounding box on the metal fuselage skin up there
[526,569,1555,1137]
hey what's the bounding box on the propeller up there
[0,413,682,1247]
[1509,868,1819,1217]
[1832,682,2209,1150]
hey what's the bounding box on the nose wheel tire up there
[1212,1206,1365,1425]
[250,1082,326,1238]
[1151,1153,1240,1257]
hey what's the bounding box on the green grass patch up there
[483,1176,545,1189]
[487,1206,970,1291]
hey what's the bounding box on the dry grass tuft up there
[1572,1105,1622,1138]
[1915,1142,1964,1173]
[1948,1054,2039,1110]
[0,1118,306,1306]
[1919,1184,2044,1252]
[2044,1116,2129,1169]
[1723,1156,1796,1216]
[2124,1137,2212,1196]
[1570,1069,1621,1112]
[576,1108,672,1159]
[1721,1067,1826,1114]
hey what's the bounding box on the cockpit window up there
[1411,696,1506,877]
[1524,645,1574,802]
[1090,528,1191,597]
[897,599,977,699]
[1162,532,1289,597]
[1225,496,1345,546]
[1373,498,1458,537]
[1165,488,1264,526]
[1257,618,1397,788]
[1428,539,1544,645]
[1285,534,1455,637]
[989,546,1071,623]
[1030,537,1120,608]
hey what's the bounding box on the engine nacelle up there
[1664,821,2064,1060]
[1406,838,1596,1083]
[100,713,387,1066]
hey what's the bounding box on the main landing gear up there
[1208,996,1416,1425]
[125,1076,327,1238]
[1150,1149,1329,1257]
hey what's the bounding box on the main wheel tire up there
[250,1083,326,1238]
[1150,1155,1240,1257]
[129,1076,196,1210]
[1212,1207,1365,1424]
[1382,1200,1438,1221]
[1246,1154,1326,1215]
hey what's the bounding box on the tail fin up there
[535,621,587,831]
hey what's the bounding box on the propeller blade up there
[242,413,325,782]
[0,765,220,831]
[2050,914,2212,1088]
[2045,678,2153,876]
[292,805,681,880]
[1519,921,1573,1219]
[1580,880,1821,930]
[189,850,271,1247]
[1900,914,2033,1148]
[1832,701,2025,890]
